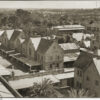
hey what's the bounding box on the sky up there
[0,1,99,9]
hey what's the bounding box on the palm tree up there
[27,78,57,98]
[67,88,95,98]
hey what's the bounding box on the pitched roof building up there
[37,38,64,71]
[74,49,100,97]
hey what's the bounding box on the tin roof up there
[9,75,60,89]
[59,43,79,51]
[53,25,85,31]
[0,82,14,97]
[54,72,74,80]
[0,64,11,76]
[64,52,79,62]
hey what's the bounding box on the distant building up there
[52,25,85,36]
[1,30,14,48]
[59,43,79,53]
[9,29,25,51]
[37,38,64,71]
[59,43,80,68]
[21,37,41,60]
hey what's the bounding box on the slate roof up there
[0,82,14,97]
[9,75,59,89]
[74,51,93,70]
[37,38,53,54]
[10,30,22,42]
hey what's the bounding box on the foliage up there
[27,78,57,98]
[67,88,95,98]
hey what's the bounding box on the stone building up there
[37,38,64,71]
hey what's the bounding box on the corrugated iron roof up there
[64,53,79,62]
[0,64,11,76]
[53,25,85,30]
[0,56,12,68]
[9,75,60,89]
[59,43,79,51]
[54,72,74,80]
[0,82,14,97]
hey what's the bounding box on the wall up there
[43,42,64,70]
[83,62,100,97]
[74,67,83,89]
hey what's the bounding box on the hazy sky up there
[0,1,99,9]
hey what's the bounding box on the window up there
[86,76,90,81]
[77,70,79,76]
[79,71,82,77]
[29,48,31,56]
[57,55,60,60]
[76,81,79,88]
[50,64,52,69]
[79,83,82,88]
[56,63,59,68]
[95,80,99,86]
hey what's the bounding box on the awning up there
[9,75,60,90]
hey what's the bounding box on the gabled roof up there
[59,43,79,51]
[93,58,100,75]
[83,41,90,48]
[74,51,93,70]
[30,37,41,51]
[19,38,25,43]
[0,30,4,36]
[5,30,14,40]
[37,38,53,54]
[10,30,22,42]
[72,33,84,41]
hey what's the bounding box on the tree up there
[67,88,95,98]
[27,78,57,98]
